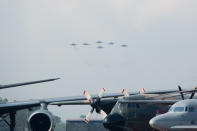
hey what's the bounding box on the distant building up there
[66,119,107,131]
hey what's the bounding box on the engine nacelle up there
[28,109,55,131]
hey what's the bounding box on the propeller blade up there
[98,88,106,98]
[100,109,107,118]
[189,92,195,99]
[83,90,92,101]
[122,89,129,97]
[140,88,146,94]
[84,111,93,123]
[178,85,184,100]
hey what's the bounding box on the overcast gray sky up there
[0,0,197,121]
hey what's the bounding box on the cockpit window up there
[169,106,195,112]
[111,101,140,117]
[169,107,174,112]
[174,107,184,112]
[110,102,128,116]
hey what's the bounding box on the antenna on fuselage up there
[178,85,184,100]
[189,87,197,99]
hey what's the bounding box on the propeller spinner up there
[83,88,107,123]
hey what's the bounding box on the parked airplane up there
[103,87,197,131]
[0,78,60,131]
[51,87,193,131]
[149,98,197,131]
[2,80,190,131]
[102,92,179,131]
[0,86,140,131]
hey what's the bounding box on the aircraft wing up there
[0,97,116,115]
[0,88,190,115]
[0,94,118,115]
[49,100,90,105]
[118,99,179,105]
[0,97,91,114]
[0,100,41,114]
[37,88,182,104]
[46,88,196,106]
[171,125,197,130]
[97,88,197,105]
[0,78,60,89]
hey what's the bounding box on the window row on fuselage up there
[169,106,195,112]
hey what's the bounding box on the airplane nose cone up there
[149,118,157,129]
[149,116,165,130]
[103,113,125,131]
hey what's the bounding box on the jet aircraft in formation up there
[69,41,128,49]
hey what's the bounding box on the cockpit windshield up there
[174,107,184,112]
[168,106,195,112]
[168,107,174,112]
[110,102,128,116]
[110,101,138,117]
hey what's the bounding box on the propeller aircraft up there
[51,87,193,131]
[149,88,197,131]
[5,78,193,131]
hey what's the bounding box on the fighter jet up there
[149,95,197,131]
[83,42,89,46]
[97,46,104,49]
[70,43,77,46]
[108,42,115,45]
[120,44,128,47]
[96,41,103,44]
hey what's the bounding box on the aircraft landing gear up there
[1,112,16,131]
[10,112,16,131]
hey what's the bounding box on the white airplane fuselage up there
[150,99,197,131]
